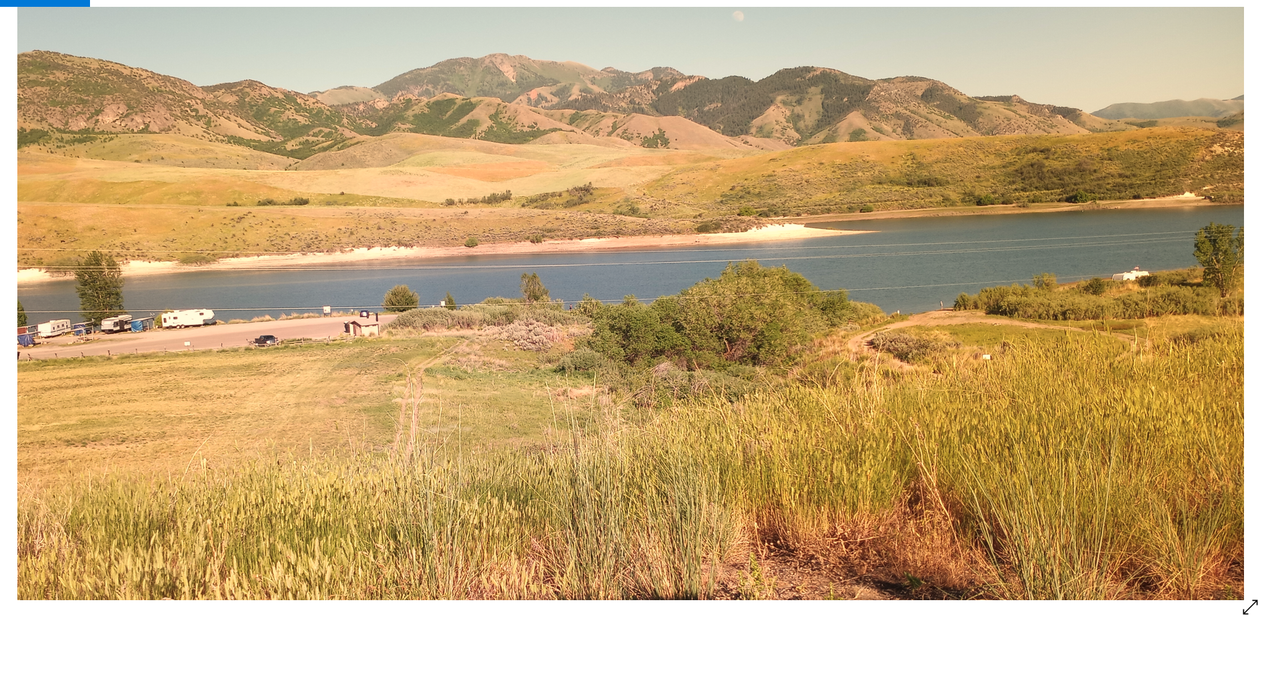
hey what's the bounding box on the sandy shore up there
[15,194,1222,284]
[16,223,852,284]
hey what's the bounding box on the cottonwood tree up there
[74,251,124,326]
[18,300,27,327]
[445,292,457,311]
[383,284,420,312]
[1194,223,1244,297]
[521,272,549,302]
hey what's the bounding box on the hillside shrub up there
[385,301,586,333]
[1081,278,1112,296]
[958,282,1239,320]
[556,349,606,373]
[582,262,879,370]
[869,331,960,364]
[464,237,479,248]
[483,319,565,352]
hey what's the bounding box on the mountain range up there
[19,50,1225,161]
[1091,96,1244,120]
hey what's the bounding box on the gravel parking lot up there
[17,313,397,361]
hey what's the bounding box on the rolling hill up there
[1093,96,1244,120]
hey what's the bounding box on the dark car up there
[252,334,279,347]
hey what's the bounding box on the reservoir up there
[17,205,1244,321]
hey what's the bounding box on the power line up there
[19,235,1192,272]
[15,273,1132,314]
[13,228,1204,256]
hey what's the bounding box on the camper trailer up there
[161,309,216,329]
[36,319,71,338]
[100,315,133,333]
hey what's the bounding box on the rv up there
[100,315,133,333]
[161,309,216,328]
[36,319,71,338]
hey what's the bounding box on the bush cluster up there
[869,331,959,363]
[385,301,587,333]
[954,283,1242,320]
[580,261,882,370]
[481,319,565,352]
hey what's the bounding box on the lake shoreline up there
[15,194,1222,284]
[16,223,857,284]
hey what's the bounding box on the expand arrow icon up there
[1243,600,1258,615]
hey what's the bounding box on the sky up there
[16,7,1243,113]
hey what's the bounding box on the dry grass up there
[16,315,1243,600]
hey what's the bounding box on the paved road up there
[17,313,399,361]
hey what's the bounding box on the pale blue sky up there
[18,7,1243,113]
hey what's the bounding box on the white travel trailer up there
[100,315,133,333]
[161,309,216,328]
[37,319,72,337]
[1112,267,1151,281]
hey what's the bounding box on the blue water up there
[16,205,1243,321]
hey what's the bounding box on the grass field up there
[16,332,597,488]
[16,312,1243,599]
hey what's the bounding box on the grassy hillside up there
[17,308,1243,599]
[643,127,1244,217]
[16,126,1243,265]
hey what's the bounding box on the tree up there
[74,251,124,326]
[383,284,420,312]
[1194,223,1244,297]
[445,292,457,310]
[1033,273,1057,291]
[18,300,27,328]
[521,272,549,302]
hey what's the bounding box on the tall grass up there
[17,324,1242,599]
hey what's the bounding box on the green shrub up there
[382,285,420,312]
[869,331,958,363]
[962,282,1238,320]
[583,262,876,370]
[557,349,606,373]
[1081,278,1111,296]
[860,204,874,213]
[464,237,479,248]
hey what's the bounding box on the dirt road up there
[17,314,398,361]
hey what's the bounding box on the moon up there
[732,11,744,22]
